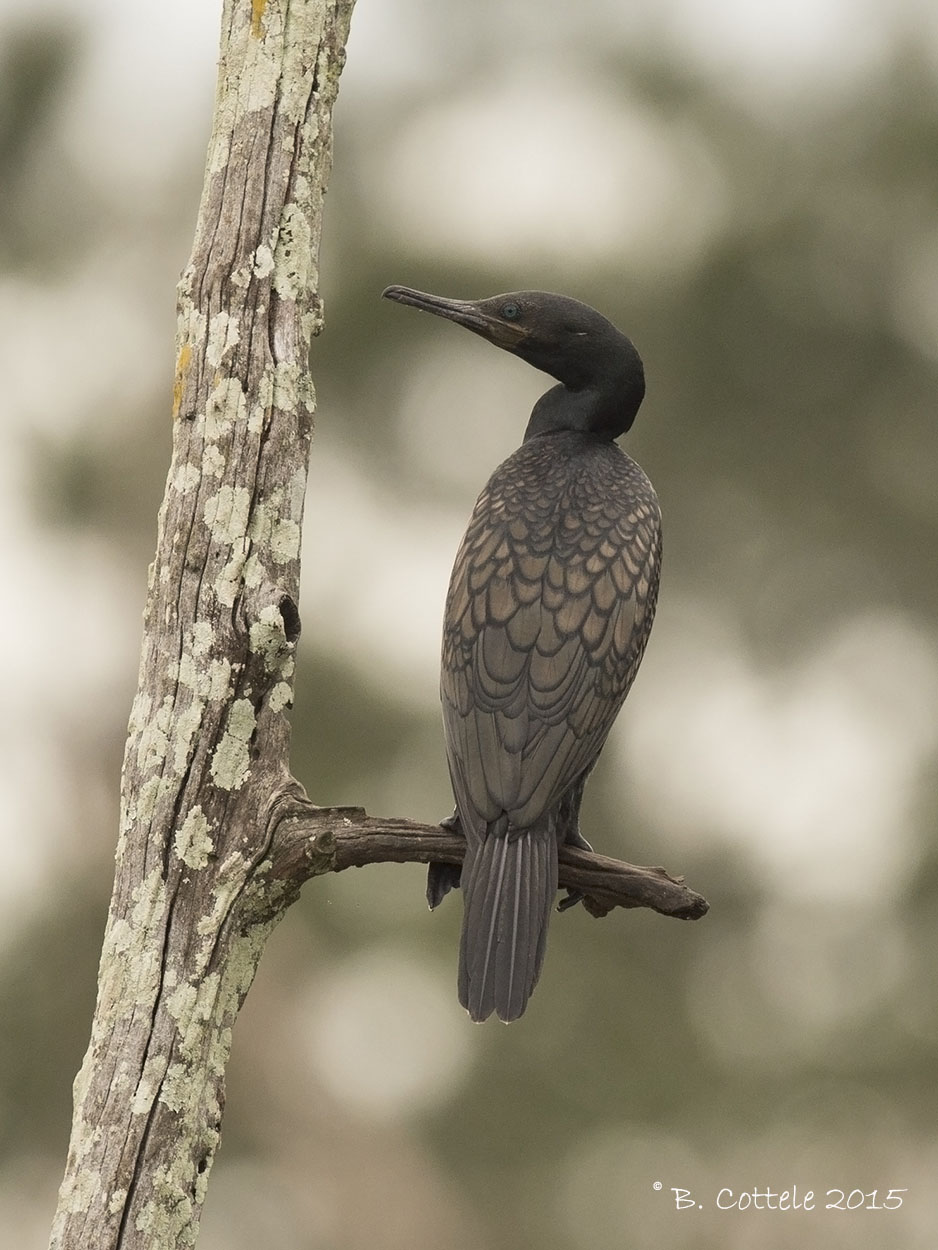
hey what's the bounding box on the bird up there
[382,284,662,1022]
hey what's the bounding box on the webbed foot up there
[427,810,464,909]
[558,828,593,912]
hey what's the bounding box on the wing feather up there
[441,433,661,834]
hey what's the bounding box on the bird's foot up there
[427,863,462,909]
[565,828,593,852]
[440,810,462,835]
[558,828,593,911]
[427,810,464,909]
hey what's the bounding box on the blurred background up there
[2,0,938,1246]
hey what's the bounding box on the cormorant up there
[383,285,662,1022]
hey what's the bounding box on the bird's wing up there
[441,443,661,832]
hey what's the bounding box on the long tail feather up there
[458,824,557,1022]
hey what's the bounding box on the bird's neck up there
[523,382,633,442]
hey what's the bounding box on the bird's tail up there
[458,821,557,1022]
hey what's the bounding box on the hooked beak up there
[382,285,529,349]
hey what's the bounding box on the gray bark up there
[49,3,355,1246]
[49,2,706,1246]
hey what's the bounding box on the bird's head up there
[382,285,645,438]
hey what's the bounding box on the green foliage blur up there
[1,4,937,1248]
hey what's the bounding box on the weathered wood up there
[264,800,709,920]
[49,3,355,1246]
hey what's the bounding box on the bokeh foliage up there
[1,5,937,1248]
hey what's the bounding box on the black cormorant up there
[383,285,662,1022]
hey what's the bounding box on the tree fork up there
[50,3,706,1247]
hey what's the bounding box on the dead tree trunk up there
[49,3,706,1247]
[48,3,356,1246]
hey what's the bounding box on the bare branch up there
[265,799,709,921]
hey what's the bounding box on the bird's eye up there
[500,302,521,321]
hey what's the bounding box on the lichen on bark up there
[48,4,356,1247]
